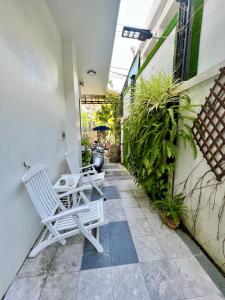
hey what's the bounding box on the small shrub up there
[152,193,187,225]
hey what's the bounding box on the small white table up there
[54,174,81,207]
[54,174,81,192]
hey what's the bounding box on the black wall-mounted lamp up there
[122,26,152,41]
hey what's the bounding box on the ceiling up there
[46,0,120,95]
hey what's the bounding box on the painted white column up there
[120,119,124,163]
[62,39,82,172]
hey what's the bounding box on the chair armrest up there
[41,205,90,224]
[80,163,95,169]
[58,184,92,199]
[80,164,96,172]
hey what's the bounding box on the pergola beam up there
[81,95,111,105]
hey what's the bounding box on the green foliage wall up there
[96,91,121,144]
[123,120,129,167]
[124,74,196,200]
[187,0,204,79]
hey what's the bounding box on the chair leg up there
[84,229,103,253]
[80,191,90,204]
[96,226,100,242]
[29,225,67,257]
[73,216,103,253]
[59,239,67,246]
[92,181,104,197]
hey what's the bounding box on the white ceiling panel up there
[46,0,120,95]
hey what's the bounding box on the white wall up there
[122,0,177,120]
[198,0,225,74]
[174,64,225,272]
[122,29,176,118]
[62,40,82,172]
[121,90,131,162]
[141,28,176,79]
[141,0,178,62]
[0,0,70,296]
[174,0,225,271]
[123,90,131,119]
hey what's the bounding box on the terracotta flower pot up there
[159,211,180,229]
[109,144,120,162]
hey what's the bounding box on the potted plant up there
[152,193,187,229]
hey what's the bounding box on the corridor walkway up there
[4,163,225,300]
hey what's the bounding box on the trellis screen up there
[192,67,225,181]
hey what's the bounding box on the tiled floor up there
[81,221,138,270]
[91,185,120,200]
[4,163,225,300]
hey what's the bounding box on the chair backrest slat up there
[37,172,57,214]
[44,170,61,207]
[22,165,60,220]
[30,176,49,217]
[34,174,52,216]
[66,151,80,173]
[26,178,46,217]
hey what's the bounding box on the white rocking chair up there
[66,152,105,197]
[22,165,105,257]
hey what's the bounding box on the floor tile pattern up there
[91,185,120,201]
[4,162,225,300]
[81,221,138,270]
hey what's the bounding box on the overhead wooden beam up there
[81,94,111,104]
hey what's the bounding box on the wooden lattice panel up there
[192,67,225,181]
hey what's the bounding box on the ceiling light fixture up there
[87,69,96,76]
[122,26,152,41]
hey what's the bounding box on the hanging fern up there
[124,73,197,201]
